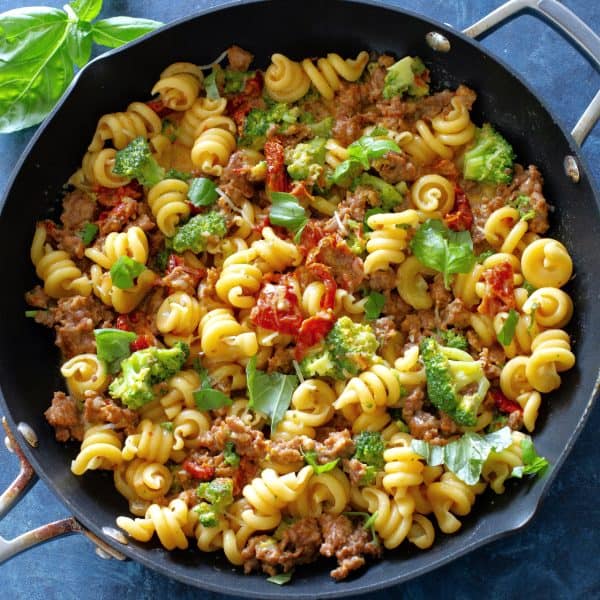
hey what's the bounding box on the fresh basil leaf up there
[204,68,220,100]
[110,256,145,289]
[188,177,218,207]
[160,421,174,432]
[267,572,293,585]
[511,437,549,479]
[78,222,99,245]
[363,207,386,233]
[497,309,519,346]
[364,291,385,320]
[193,388,232,410]
[412,427,513,485]
[522,280,536,295]
[91,16,162,48]
[246,355,298,433]
[343,511,379,545]
[347,136,400,169]
[269,191,308,235]
[0,8,78,132]
[94,328,136,374]
[25,310,38,318]
[332,159,363,187]
[410,219,476,288]
[302,449,339,474]
[69,0,102,22]
[65,20,93,68]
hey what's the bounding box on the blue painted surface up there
[0,1,598,598]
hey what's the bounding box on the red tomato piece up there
[130,335,152,352]
[182,459,215,481]
[478,261,516,316]
[445,186,474,231]
[294,312,335,360]
[490,389,523,414]
[146,98,173,118]
[251,278,303,334]
[306,262,337,310]
[264,138,289,193]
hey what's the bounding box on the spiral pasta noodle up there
[60,353,108,400]
[410,174,455,215]
[122,419,175,464]
[264,54,311,103]
[178,97,227,147]
[199,308,258,361]
[88,101,161,152]
[300,51,369,100]
[147,179,191,237]
[151,62,203,111]
[81,149,129,188]
[191,125,237,176]
[30,225,91,298]
[85,227,149,270]
[71,425,123,475]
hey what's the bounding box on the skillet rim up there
[1,0,599,596]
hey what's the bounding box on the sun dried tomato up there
[251,276,303,334]
[478,261,516,316]
[94,183,142,207]
[146,98,173,118]
[182,459,215,481]
[115,315,132,331]
[445,186,474,231]
[294,312,335,360]
[298,220,327,255]
[264,138,289,193]
[130,335,152,352]
[490,389,523,414]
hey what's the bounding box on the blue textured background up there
[0,1,598,598]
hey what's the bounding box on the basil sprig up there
[410,219,476,288]
[0,1,162,133]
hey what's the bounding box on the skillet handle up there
[463,0,600,146]
[0,417,126,563]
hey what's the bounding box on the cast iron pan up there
[0,0,599,597]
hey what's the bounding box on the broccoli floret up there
[345,219,366,256]
[357,173,405,210]
[223,69,254,94]
[113,136,165,187]
[383,56,429,99]
[108,342,189,409]
[195,477,234,527]
[419,337,490,427]
[300,316,378,380]
[285,137,327,181]
[308,116,334,138]
[463,123,515,184]
[438,329,469,351]
[353,431,385,485]
[169,212,227,254]
[240,102,300,149]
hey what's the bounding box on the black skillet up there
[0,0,599,597]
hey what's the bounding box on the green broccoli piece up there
[438,329,469,351]
[285,137,327,181]
[345,219,366,256]
[223,440,240,467]
[308,116,334,138]
[300,316,378,380]
[240,102,300,149]
[463,123,515,184]
[383,56,429,99]
[223,69,254,94]
[195,477,234,527]
[356,173,405,210]
[353,431,385,485]
[169,212,227,254]
[108,342,189,409]
[419,337,490,427]
[113,136,165,187]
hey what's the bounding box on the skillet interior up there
[0,0,598,597]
